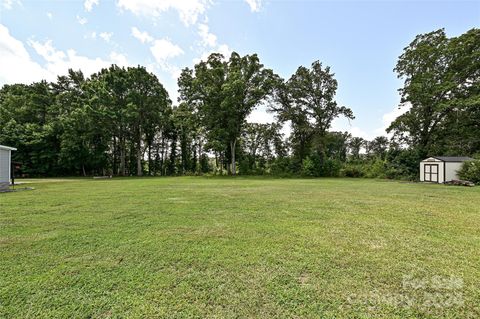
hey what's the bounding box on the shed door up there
[424,164,439,182]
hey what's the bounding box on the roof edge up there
[0,145,17,151]
[431,156,473,162]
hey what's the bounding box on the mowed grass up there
[1,177,480,318]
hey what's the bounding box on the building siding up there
[0,149,10,183]
[420,157,468,183]
[445,162,463,182]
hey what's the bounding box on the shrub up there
[302,156,316,177]
[459,160,480,184]
[238,158,252,175]
[199,154,210,173]
[320,158,342,177]
[270,157,291,175]
[341,164,364,178]
[365,158,387,178]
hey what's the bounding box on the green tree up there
[178,52,276,175]
[388,28,480,157]
[273,61,354,169]
[348,136,365,159]
[126,66,171,176]
[369,136,389,159]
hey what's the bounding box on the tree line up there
[0,28,478,179]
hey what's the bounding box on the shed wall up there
[445,162,463,182]
[0,149,11,183]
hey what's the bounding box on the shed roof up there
[0,145,17,151]
[431,156,473,162]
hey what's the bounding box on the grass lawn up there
[1,177,479,318]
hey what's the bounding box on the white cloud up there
[76,15,88,25]
[193,19,231,64]
[131,26,153,44]
[0,24,50,84]
[245,0,261,12]
[198,23,216,47]
[29,39,129,78]
[248,107,274,124]
[329,103,411,140]
[149,38,184,80]
[84,0,99,12]
[28,39,67,63]
[86,31,97,39]
[1,0,20,10]
[99,32,113,43]
[117,0,207,26]
[247,106,291,138]
[193,43,232,64]
[373,103,411,137]
[45,48,128,78]
[164,64,182,80]
[331,117,373,140]
[46,12,53,19]
[349,126,372,140]
[110,51,128,65]
[216,44,231,58]
[54,49,110,76]
[150,38,184,63]
[0,24,130,87]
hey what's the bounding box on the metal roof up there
[0,145,17,151]
[432,156,473,162]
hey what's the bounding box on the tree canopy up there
[1,28,478,179]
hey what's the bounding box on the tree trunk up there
[148,143,152,176]
[219,152,223,175]
[226,152,231,175]
[197,138,202,173]
[119,136,127,176]
[119,136,126,176]
[230,139,236,176]
[160,135,165,176]
[137,127,143,176]
[113,136,117,176]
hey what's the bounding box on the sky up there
[0,0,479,139]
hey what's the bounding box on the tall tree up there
[178,52,276,175]
[348,136,365,159]
[369,136,389,159]
[126,66,170,176]
[388,28,480,157]
[273,61,354,165]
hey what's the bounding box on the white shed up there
[0,145,17,191]
[420,156,473,183]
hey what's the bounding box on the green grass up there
[1,177,480,318]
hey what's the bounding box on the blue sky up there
[0,0,478,138]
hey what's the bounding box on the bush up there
[320,158,342,177]
[364,158,386,178]
[270,157,291,175]
[459,160,480,184]
[238,158,252,175]
[199,154,210,173]
[302,156,316,177]
[341,164,364,177]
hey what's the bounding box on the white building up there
[420,156,473,183]
[0,145,17,191]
